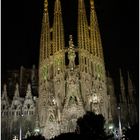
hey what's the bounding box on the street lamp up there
[52,98,56,105]
[34,114,40,136]
[92,94,99,104]
[117,106,122,139]
[109,124,114,130]
[34,128,40,136]
[19,108,24,140]
[13,136,18,140]
[108,123,114,136]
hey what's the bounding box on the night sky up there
[2,0,139,94]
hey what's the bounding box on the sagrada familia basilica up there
[1,0,138,139]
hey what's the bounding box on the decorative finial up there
[54,0,61,13]
[44,1,48,6]
[69,35,72,40]
[26,83,32,98]
[14,83,20,98]
[16,83,19,89]
[32,65,36,69]
[44,0,48,11]
[90,0,95,9]
[90,0,94,5]
[27,83,31,90]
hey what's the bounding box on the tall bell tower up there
[38,0,66,138]
[78,0,109,119]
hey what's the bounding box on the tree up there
[76,111,107,139]
[125,123,139,140]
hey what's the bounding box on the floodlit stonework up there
[1,0,138,140]
[38,0,109,138]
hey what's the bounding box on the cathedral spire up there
[2,84,9,102]
[39,0,50,63]
[90,0,103,58]
[78,0,90,51]
[52,0,64,53]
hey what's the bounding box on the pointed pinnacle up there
[90,0,94,6]
[79,0,84,8]
[2,84,7,99]
[44,0,48,6]
[26,83,32,97]
[28,83,31,88]
[16,83,19,89]
[44,0,48,12]
[14,83,20,97]
[54,0,61,13]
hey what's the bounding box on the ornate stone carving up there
[68,35,76,71]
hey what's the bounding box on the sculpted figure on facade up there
[68,35,76,70]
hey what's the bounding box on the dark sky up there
[2,0,139,93]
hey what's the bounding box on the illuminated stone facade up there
[38,0,109,138]
[1,0,138,140]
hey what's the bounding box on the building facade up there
[1,0,138,139]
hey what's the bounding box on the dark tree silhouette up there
[76,111,107,139]
[125,123,139,140]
